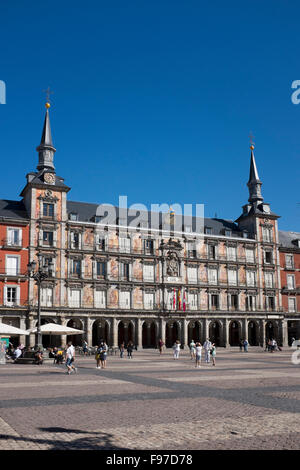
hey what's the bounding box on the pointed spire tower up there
[247,143,263,204]
[36,102,56,171]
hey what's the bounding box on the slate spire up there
[36,103,56,171]
[247,144,263,203]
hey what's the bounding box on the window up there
[228,269,237,286]
[143,264,154,282]
[69,213,78,221]
[246,248,255,263]
[208,268,218,285]
[144,292,154,309]
[189,292,197,310]
[96,261,106,278]
[43,231,53,246]
[285,254,294,269]
[264,251,273,264]
[225,229,232,237]
[246,271,256,287]
[120,291,130,308]
[265,272,274,288]
[267,296,275,310]
[4,286,18,306]
[71,259,81,276]
[7,228,22,246]
[287,275,295,290]
[119,236,130,253]
[187,266,197,284]
[187,241,196,258]
[246,295,256,311]
[205,227,212,235]
[6,256,19,275]
[227,246,237,261]
[70,231,80,249]
[144,239,154,254]
[211,294,219,309]
[41,287,53,307]
[230,294,238,309]
[288,297,296,313]
[43,203,54,218]
[120,262,130,280]
[68,289,81,307]
[208,244,216,260]
[95,290,106,308]
[262,227,273,242]
[96,236,106,251]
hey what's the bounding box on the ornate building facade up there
[0,105,299,348]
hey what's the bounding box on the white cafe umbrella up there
[0,323,29,336]
[27,323,84,335]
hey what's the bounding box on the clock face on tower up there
[44,172,55,185]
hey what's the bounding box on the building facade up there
[0,105,299,348]
[0,200,29,345]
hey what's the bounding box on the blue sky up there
[0,0,299,230]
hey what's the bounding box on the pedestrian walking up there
[100,341,108,368]
[189,339,196,360]
[82,340,88,356]
[158,338,164,355]
[173,340,181,359]
[203,338,212,363]
[195,342,202,368]
[243,339,249,352]
[239,339,244,352]
[127,341,134,358]
[211,343,216,366]
[65,341,77,374]
[119,342,125,358]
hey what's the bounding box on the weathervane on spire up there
[249,131,255,150]
[43,87,53,109]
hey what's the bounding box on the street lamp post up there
[27,255,54,350]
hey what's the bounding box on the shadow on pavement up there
[0,428,127,450]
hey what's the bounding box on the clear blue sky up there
[0,0,299,231]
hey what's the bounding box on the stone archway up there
[166,321,180,348]
[248,320,259,346]
[229,320,241,346]
[265,321,279,344]
[142,321,157,348]
[209,320,222,346]
[67,318,83,347]
[92,319,110,346]
[188,321,201,344]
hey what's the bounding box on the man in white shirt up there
[66,342,77,374]
[203,338,212,363]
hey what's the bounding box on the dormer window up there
[205,227,212,235]
[292,239,300,248]
[69,213,78,221]
[225,229,232,237]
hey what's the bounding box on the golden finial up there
[249,132,255,150]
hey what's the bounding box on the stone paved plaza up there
[0,347,300,450]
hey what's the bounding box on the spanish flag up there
[177,289,182,310]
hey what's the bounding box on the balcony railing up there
[0,268,28,277]
[1,238,23,249]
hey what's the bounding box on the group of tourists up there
[265,338,282,352]
[189,339,217,367]
[239,339,249,352]
[157,338,217,366]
